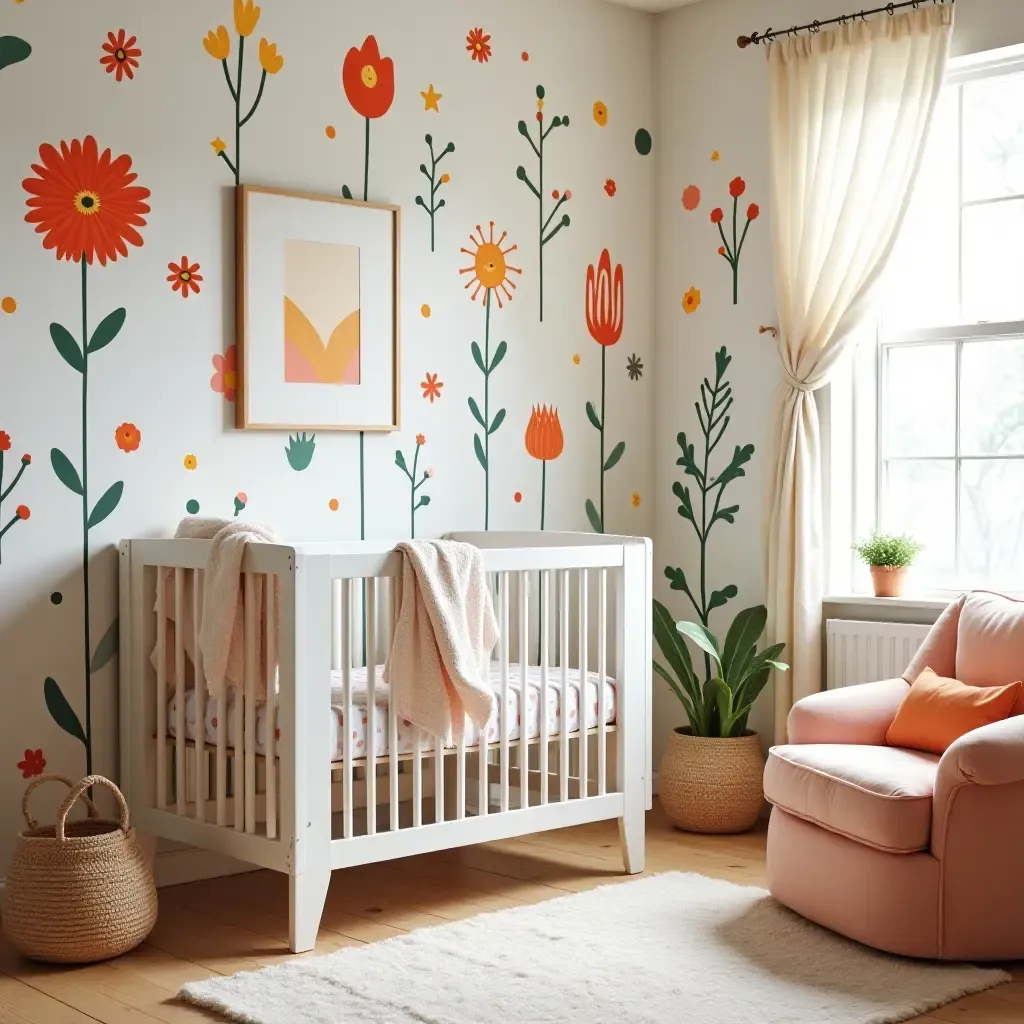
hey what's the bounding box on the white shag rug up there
[180,872,1009,1024]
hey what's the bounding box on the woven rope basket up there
[1,774,158,963]
[659,729,765,834]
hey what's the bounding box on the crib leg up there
[618,793,645,874]
[289,868,331,953]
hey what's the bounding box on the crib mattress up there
[167,664,617,761]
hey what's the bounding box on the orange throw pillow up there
[886,668,1022,755]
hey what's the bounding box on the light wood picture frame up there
[236,185,401,431]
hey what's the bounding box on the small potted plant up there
[654,601,788,833]
[854,531,923,598]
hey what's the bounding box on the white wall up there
[653,0,1024,764]
[0,0,655,874]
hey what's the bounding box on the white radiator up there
[825,619,932,689]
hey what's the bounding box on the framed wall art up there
[236,185,400,431]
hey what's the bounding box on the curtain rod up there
[737,0,953,49]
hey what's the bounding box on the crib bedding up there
[167,664,617,760]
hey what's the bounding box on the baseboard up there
[153,847,257,888]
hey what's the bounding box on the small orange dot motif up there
[420,304,431,318]
[325,125,336,139]
[1,297,16,314]
[329,497,340,511]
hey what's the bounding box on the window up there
[837,46,1024,595]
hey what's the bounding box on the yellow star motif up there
[421,84,442,112]
[211,136,227,154]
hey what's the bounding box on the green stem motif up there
[515,85,571,322]
[468,289,508,530]
[600,347,606,529]
[363,118,370,203]
[665,346,755,682]
[80,256,92,773]
[395,440,431,539]
[233,36,243,186]
[540,459,547,532]
[0,448,30,563]
[714,187,757,306]
[415,135,455,253]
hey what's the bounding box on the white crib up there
[117,531,652,952]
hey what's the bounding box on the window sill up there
[823,593,953,614]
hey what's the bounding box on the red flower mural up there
[341,36,395,206]
[604,179,617,197]
[712,177,759,304]
[466,27,492,63]
[168,256,202,298]
[100,29,141,82]
[17,748,45,778]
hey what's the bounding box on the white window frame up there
[832,44,1024,597]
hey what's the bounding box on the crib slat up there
[499,571,510,813]
[243,573,257,834]
[457,731,466,821]
[265,572,277,840]
[193,569,206,822]
[174,568,186,816]
[413,727,423,827]
[560,569,570,804]
[539,569,550,806]
[518,570,529,811]
[342,580,353,840]
[365,578,377,836]
[232,680,243,832]
[435,737,445,823]
[331,579,343,671]
[598,568,608,797]
[578,569,588,800]
[386,579,399,831]
[156,568,167,811]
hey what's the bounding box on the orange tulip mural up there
[516,85,571,321]
[23,135,149,775]
[203,1,283,185]
[712,176,759,304]
[341,35,395,202]
[525,405,563,530]
[459,222,522,528]
[0,432,31,564]
[584,249,626,534]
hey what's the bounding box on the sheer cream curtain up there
[765,5,953,742]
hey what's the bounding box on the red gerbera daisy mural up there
[23,136,151,266]
[100,29,141,82]
[17,748,46,778]
[466,27,492,63]
[168,256,202,298]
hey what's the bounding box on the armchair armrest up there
[932,715,1024,857]
[787,678,910,745]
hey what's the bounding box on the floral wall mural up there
[0,0,654,875]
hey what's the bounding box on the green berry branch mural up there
[415,135,455,253]
[395,434,432,538]
[459,223,522,530]
[23,135,150,775]
[203,0,283,185]
[584,249,626,534]
[516,85,571,321]
[0,434,31,562]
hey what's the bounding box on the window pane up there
[883,344,956,457]
[879,88,959,330]
[961,337,1024,456]
[882,460,956,589]
[963,72,1024,202]
[962,199,1024,323]
[961,460,1024,589]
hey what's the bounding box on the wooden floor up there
[1,802,1021,1023]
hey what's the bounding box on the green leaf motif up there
[473,434,488,471]
[88,481,124,529]
[0,36,31,72]
[50,448,83,495]
[488,408,506,435]
[341,184,353,200]
[87,308,126,354]
[418,495,431,508]
[713,444,755,489]
[707,584,738,614]
[44,677,86,746]
[471,342,486,375]
[585,498,603,534]
[395,450,409,474]
[490,341,508,372]
[672,481,695,524]
[586,402,602,432]
[468,397,486,429]
[90,617,119,673]
[665,566,690,593]
[50,323,84,373]
[603,441,626,473]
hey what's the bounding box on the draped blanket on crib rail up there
[384,540,498,745]
[151,517,279,700]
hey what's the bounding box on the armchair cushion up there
[765,744,939,854]
[787,678,909,746]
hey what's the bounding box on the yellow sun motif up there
[421,84,442,111]
[183,454,198,471]
[711,150,720,161]
[459,222,522,307]
[572,353,581,365]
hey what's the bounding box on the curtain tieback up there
[783,370,813,393]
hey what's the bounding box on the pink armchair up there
[764,591,1024,961]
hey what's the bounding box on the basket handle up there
[22,773,98,830]
[55,775,131,841]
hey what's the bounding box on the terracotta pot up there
[659,728,765,834]
[870,565,907,598]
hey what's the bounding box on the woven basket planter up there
[1,774,157,964]
[659,728,765,834]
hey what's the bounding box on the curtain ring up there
[886,3,895,15]
[810,20,821,34]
